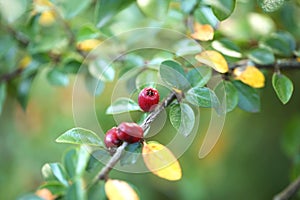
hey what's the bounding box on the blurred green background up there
[1,0,300,199]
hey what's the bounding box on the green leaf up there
[88,182,107,200]
[186,67,212,87]
[86,149,111,172]
[89,59,115,82]
[39,181,66,196]
[186,87,218,108]
[77,24,101,41]
[137,0,170,20]
[159,60,189,90]
[135,69,158,90]
[272,73,294,104]
[215,81,238,113]
[75,146,90,176]
[260,32,295,57]
[17,75,35,110]
[42,163,69,186]
[84,73,105,96]
[58,0,92,19]
[232,81,260,113]
[212,38,242,58]
[0,83,6,115]
[106,98,141,114]
[248,47,275,65]
[258,0,285,12]
[63,149,77,179]
[47,68,69,87]
[120,142,142,166]
[194,6,219,28]
[208,0,236,20]
[169,103,195,137]
[56,128,104,147]
[66,179,86,200]
[96,0,135,28]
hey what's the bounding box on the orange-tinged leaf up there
[35,189,56,200]
[233,65,265,88]
[142,141,182,181]
[297,57,300,62]
[105,179,139,200]
[191,23,214,41]
[39,10,55,26]
[195,50,229,73]
[77,39,101,51]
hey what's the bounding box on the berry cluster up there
[105,87,160,149]
[104,122,144,148]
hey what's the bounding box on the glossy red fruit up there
[117,122,143,143]
[138,87,160,112]
[104,127,122,148]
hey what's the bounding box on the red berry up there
[117,122,143,143]
[104,127,122,148]
[138,87,160,112]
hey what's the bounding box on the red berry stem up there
[93,91,180,184]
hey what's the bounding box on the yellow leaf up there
[233,65,265,88]
[105,179,139,200]
[195,50,229,73]
[297,57,300,62]
[39,10,55,26]
[142,141,182,181]
[77,39,101,51]
[19,56,32,69]
[191,23,214,41]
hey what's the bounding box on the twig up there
[6,26,30,47]
[230,59,300,70]
[274,176,300,200]
[0,68,23,83]
[95,91,178,182]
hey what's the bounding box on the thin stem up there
[0,68,23,83]
[94,91,178,182]
[230,59,300,70]
[6,26,30,47]
[274,176,300,200]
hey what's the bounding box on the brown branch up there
[273,176,300,200]
[230,59,300,70]
[94,91,178,182]
[0,68,23,83]
[6,26,30,47]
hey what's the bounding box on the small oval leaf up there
[142,141,182,181]
[186,87,219,108]
[248,47,275,65]
[159,60,190,90]
[169,103,195,137]
[212,38,242,58]
[195,50,228,73]
[232,81,261,113]
[105,179,139,200]
[233,66,265,88]
[56,127,104,147]
[272,73,294,104]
